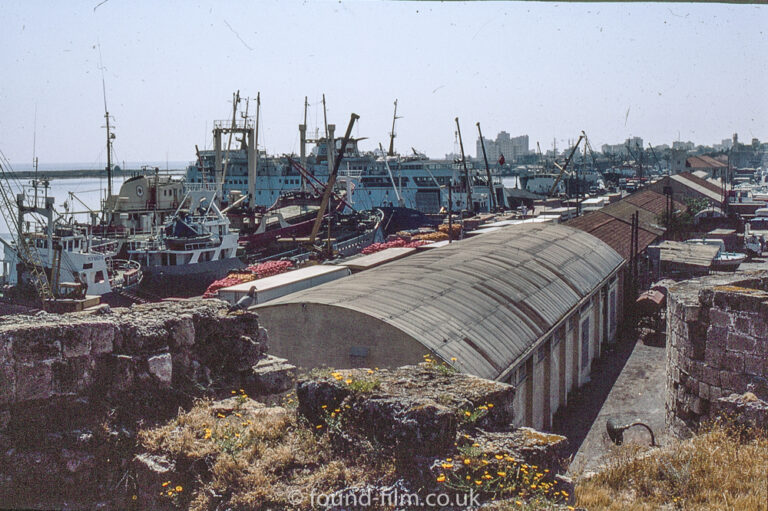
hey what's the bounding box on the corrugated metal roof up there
[258,223,623,380]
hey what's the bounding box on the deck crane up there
[548,132,586,196]
[648,143,664,175]
[307,113,360,247]
[0,153,55,307]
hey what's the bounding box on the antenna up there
[32,103,38,176]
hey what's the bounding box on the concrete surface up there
[553,328,668,477]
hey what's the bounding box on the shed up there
[217,265,351,305]
[257,223,626,432]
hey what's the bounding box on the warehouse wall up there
[510,273,621,431]
[258,303,427,370]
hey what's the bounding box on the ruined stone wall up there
[0,301,267,418]
[666,271,768,435]
[0,300,293,507]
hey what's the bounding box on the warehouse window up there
[349,346,369,358]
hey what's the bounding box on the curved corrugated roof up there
[258,223,624,380]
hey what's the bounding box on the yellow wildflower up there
[175,486,182,492]
[441,463,453,469]
[475,480,482,486]
[464,458,471,465]
[161,481,170,487]
[497,471,507,477]
[436,474,446,482]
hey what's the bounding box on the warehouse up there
[256,223,625,430]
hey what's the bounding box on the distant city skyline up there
[1,1,766,166]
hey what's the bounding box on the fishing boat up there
[124,188,244,297]
[684,238,746,272]
[0,181,142,307]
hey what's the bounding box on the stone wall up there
[0,300,295,508]
[666,271,768,435]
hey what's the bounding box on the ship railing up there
[213,118,254,130]
[339,169,363,179]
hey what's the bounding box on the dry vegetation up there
[138,391,396,510]
[575,421,768,511]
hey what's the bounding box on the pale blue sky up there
[1,1,766,166]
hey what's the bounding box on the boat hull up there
[139,257,246,297]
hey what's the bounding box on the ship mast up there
[102,81,114,198]
[299,96,308,193]
[476,122,496,211]
[455,117,472,213]
[388,99,400,157]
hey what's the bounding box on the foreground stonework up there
[0,299,293,508]
[665,271,768,435]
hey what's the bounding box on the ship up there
[0,180,142,308]
[122,187,245,297]
[185,95,505,215]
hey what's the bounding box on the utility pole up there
[455,117,472,213]
[476,122,496,211]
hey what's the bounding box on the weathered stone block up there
[720,371,750,394]
[14,360,55,401]
[147,353,172,386]
[698,382,710,400]
[709,308,732,328]
[12,333,62,364]
[89,324,117,355]
[682,304,701,323]
[247,355,296,395]
[726,332,755,353]
[168,315,195,347]
[734,316,753,336]
[706,326,729,348]
[744,355,767,377]
[704,347,724,367]
[702,366,721,387]
[52,357,94,395]
[0,363,16,405]
[110,354,138,390]
[722,352,745,373]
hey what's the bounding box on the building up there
[477,131,530,162]
[256,223,624,431]
[685,155,728,179]
[647,172,724,209]
[601,137,644,158]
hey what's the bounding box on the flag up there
[498,153,505,166]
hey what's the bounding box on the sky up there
[1,0,767,167]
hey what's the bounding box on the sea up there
[0,161,187,275]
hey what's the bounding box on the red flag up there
[498,153,505,165]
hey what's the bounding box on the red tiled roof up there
[686,155,727,169]
[623,189,687,216]
[565,189,685,261]
[565,210,659,260]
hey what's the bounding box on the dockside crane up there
[0,152,55,307]
[548,132,586,196]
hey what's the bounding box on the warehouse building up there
[256,223,625,430]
